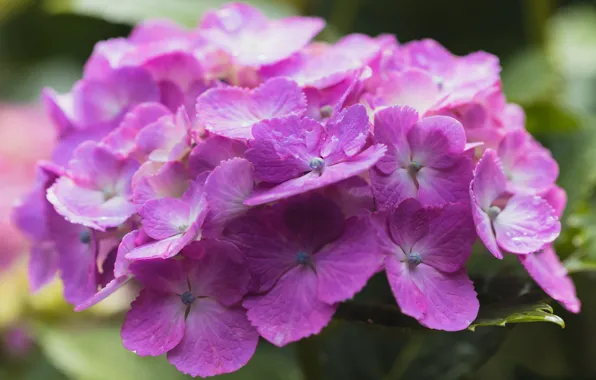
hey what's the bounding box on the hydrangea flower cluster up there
[13,2,580,377]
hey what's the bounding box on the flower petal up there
[243,266,335,347]
[167,300,258,377]
[121,289,186,356]
[494,194,561,254]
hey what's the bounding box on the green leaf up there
[44,0,298,27]
[468,303,564,331]
[564,257,596,274]
[34,322,303,380]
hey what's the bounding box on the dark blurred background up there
[1,0,596,379]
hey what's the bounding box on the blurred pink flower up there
[0,104,56,271]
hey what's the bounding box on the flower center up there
[296,251,311,266]
[487,205,501,221]
[319,105,334,119]
[407,252,422,267]
[79,230,92,244]
[309,157,325,172]
[180,291,195,306]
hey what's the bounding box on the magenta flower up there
[497,129,559,195]
[136,106,193,162]
[47,141,139,230]
[125,178,207,260]
[370,105,473,210]
[132,161,189,207]
[101,102,170,158]
[187,135,247,176]
[470,150,561,258]
[121,240,258,377]
[518,185,580,313]
[375,198,479,330]
[196,77,307,140]
[225,194,383,346]
[245,104,386,206]
[198,2,324,66]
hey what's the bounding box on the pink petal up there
[315,216,384,304]
[413,203,476,272]
[411,265,479,331]
[128,256,188,294]
[470,149,507,211]
[28,242,58,293]
[47,177,136,230]
[494,194,561,254]
[168,300,258,377]
[385,258,426,321]
[415,156,473,206]
[407,115,466,167]
[73,67,159,126]
[519,246,580,313]
[184,240,248,306]
[507,152,559,195]
[188,136,247,176]
[199,3,324,66]
[121,289,186,356]
[541,185,567,217]
[246,116,324,183]
[140,198,191,240]
[471,198,502,259]
[244,266,335,347]
[125,233,193,261]
[320,104,370,165]
[133,161,189,207]
[197,77,306,140]
[372,105,419,174]
[245,144,386,206]
[101,102,170,157]
[371,168,418,211]
[203,158,254,236]
[387,198,430,253]
[224,206,303,293]
[373,69,440,114]
[129,19,190,43]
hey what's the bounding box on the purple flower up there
[225,194,384,346]
[47,141,139,230]
[518,185,580,313]
[375,198,479,330]
[244,104,386,206]
[198,2,324,66]
[121,240,258,377]
[470,150,561,258]
[187,135,247,176]
[132,161,190,207]
[497,129,559,195]
[370,105,473,210]
[136,106,193,162]
[125,178,207,260]
[196,77,307,140]
[101,102,170,158]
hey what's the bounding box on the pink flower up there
[370,105,473,210]
[121,240,258,377]
[470,150,561,258]
[225,194,383,346]
[245,104,386,206]
[198,2,324,66]
[375,199,479,330]
[47,141,139,231]
[196,77,307,140]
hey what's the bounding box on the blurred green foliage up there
[2,0,596,379]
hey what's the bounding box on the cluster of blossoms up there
[13,2,580,377]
